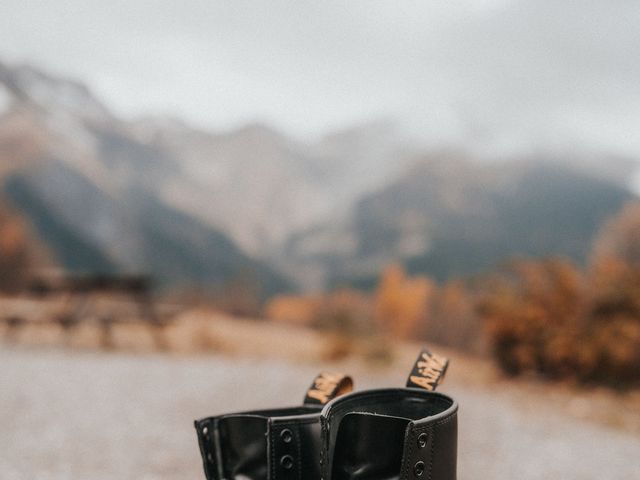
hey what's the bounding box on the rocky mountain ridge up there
[0,59,637,292]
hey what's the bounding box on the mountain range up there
[0,60,637,295]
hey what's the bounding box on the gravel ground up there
[1,347,639,480]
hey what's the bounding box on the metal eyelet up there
[417,432,428,448]
[414,461,425,477]
[280,428,293,443]
[280,454,294,470]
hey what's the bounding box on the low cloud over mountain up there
[0,60,637,293]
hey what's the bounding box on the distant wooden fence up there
[0,274,174,349]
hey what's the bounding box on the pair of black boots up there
[194,349,457,480]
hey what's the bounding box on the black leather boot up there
[194,372,353,480]
[320,349,457,480]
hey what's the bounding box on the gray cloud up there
[1,0,639,156]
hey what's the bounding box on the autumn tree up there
[592,201,640,268]
[0,208,34,292]
[479,202,640,387]
[264,294,322,326]
[581,201,640,385]
[374,264,436,339]
[265,289,373,334]
[478,258,584,376]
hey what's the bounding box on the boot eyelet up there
[202,427,208,435]
[417,433,428,448]
[414,461,425,477]
[280,454,294,470]
[280,428,293,443]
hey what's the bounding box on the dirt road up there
[1,347,638,480]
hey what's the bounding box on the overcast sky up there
[1,0,639,157]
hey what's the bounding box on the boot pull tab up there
[406,348,449,391]
[303,372,354,405]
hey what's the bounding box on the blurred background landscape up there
[1,1,639,479]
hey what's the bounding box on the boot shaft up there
[320,388,457,480]
[195,373,353,480]
[320,349,457,480]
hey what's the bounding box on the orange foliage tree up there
[479,257,584,377]
[0,209,34,292]
[265,289,373,334]
[479,201,640,387]
[582,202,640,385]
[373,264,436,339]
[264,294,322,326]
